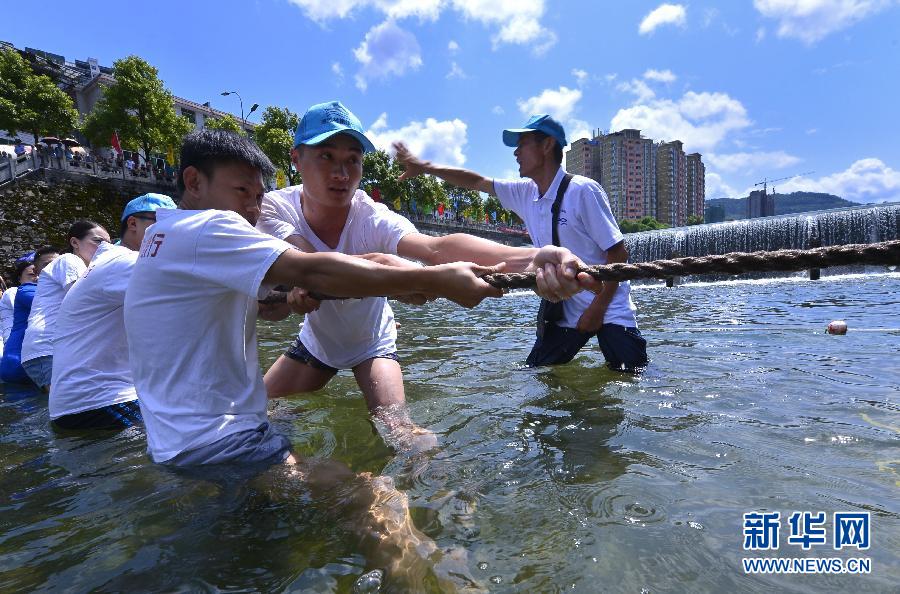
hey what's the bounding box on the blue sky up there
[7,1,900,203]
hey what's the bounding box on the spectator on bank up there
[1,248,59,384]
[20,220,111,391]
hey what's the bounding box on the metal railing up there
[0,151,176,188]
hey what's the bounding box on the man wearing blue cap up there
[259,101,591,448]
[49,193,176,430]
[395,114,648,372]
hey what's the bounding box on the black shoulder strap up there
[550,173,574,247]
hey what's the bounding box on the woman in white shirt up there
[20,220,110,390]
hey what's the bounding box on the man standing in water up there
[259,101,589,449]
[395,114,648,372]
[125,129,585,589]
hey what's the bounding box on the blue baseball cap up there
[14,251,35,276]
[121,193,176,222]
[294,101,376,153]
[502,114,568,149]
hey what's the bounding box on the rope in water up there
[259,240,900,303]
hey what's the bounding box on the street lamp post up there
[220,90,245,122]
[221,91,259,133]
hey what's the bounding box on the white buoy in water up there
[827,320,848,335]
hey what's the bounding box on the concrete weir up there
[624,203,900,282]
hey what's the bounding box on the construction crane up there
[754,171,815,195]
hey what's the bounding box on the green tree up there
[619,216,670,233]
[82,56,191,163]
[483,194,513,224]
[254,106,300,186]
[686,214,704,226]
[203,114,245,135]
[0,48,78,143]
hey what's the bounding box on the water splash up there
[352,569,384,593]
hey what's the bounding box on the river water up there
[1,273,898,592]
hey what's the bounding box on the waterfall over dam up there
[624,202,900,264]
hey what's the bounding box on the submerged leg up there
[278,457,482,592]
[353,357,438,453]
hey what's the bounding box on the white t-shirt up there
[50,243,138,419]
[21,253,87,363]
[258,186,418,368]
[494,168,638,328]
[124,208,292,463]
[0,286,17,343]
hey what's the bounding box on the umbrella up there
[62,138,81,147]
[41,136,62,145]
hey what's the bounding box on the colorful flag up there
[437,203,445,216]
[371,187,381,202]
[166,145,175,166]
[393,197,401,210]
[276,170,286,188]
[110,131,122,155]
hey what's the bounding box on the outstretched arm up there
[398,234,598,302]
[393,142,496,196]
[263,249,503,308]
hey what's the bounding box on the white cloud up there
[331,62,344,83]
[643,68,677,83]
[806,128,818,135]
[516,86,590,144]
[287,0,442,21]
[705,150,802,173]
[611,90,751,153]
[617,78,656,103]
[368,113,468,166]
[288,0,554,50]
[776,158,900,203]
[702,7,719,28]
[572,68,588,86]
[755,27,766,42]
[605,73,619,83]
[518,86,582,121]
[447,61,466,79]
[353,20,423,91]
[639,3,687,35]
[448,39,460,53]
[753,0,896,44]
[705,171,740,198]
[453,0,557,51]
[492,105,505,115]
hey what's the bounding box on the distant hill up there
[707,192,858,220]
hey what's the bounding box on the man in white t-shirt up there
[125,128,586,469]
[49,193,176,430]
[258,101,591,449]
[395,114,649,372]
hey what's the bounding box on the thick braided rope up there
[259,240,900,303]
[483,240,900,290]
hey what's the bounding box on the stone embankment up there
[0,169,176,280]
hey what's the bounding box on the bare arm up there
[576,241,628,333]
[393,142,495,195]
[398,233,536,270]
[263,249,502,308]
